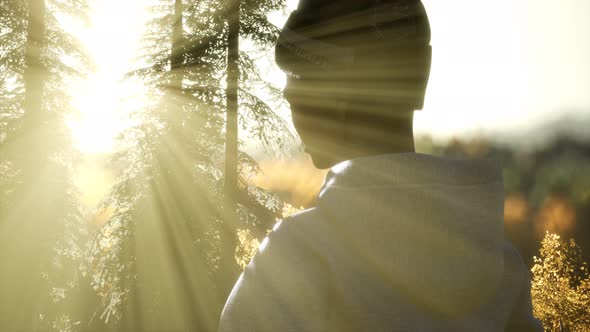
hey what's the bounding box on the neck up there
[350,109,415,152]
[329,111,415,166]
[339,132,415,161]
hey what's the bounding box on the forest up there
[0,0,589,331]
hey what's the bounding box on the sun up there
[67,76,119,154]
[64,0,150,154]
[67,73,145,153]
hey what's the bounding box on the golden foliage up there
[531,233,590,331]
[534,196,577,237]
[234,203,305,270]
[281,203,305,219]
[255,158,328,207]
[504,193,531,225]
[235,229,260,270]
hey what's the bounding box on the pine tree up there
[79,0,293,330]
[0,0,88,330]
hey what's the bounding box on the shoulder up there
[267,207,324,240]
[266,207,330,252]
[220,211,331,332]
[253,207,327,267]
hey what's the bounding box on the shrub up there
[531,233,590,331]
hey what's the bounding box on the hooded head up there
[276,0,432,168]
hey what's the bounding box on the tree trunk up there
[220,0,241,311]
[24,0,46,119]
[0,0,48,329]
[171,0,184,91]
[21,0,48,173]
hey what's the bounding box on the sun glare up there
[67,74,145,153]
[65,0,149,154]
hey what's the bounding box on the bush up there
[531,233,590,331]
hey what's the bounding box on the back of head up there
[276,0,432,113]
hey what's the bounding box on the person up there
[218,0,544,331]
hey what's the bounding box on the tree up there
[531,233,590,332]
[79,0,294,330]
[0,0,88,330]
[220,0,241,308]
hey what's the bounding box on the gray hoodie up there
[219,153,543,331]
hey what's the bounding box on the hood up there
[317,153,505,316]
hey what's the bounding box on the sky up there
[65,0,590,154]
[416,0,590,140]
